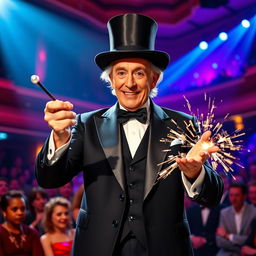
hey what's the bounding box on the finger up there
[200,130,212,142]
[49,110,76,121]
[48,119,76,132]
[207,145,220,154]
[199,151,209,161]
[45,110,76,123]
[45,100,73,113]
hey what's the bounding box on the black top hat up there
[95,13,170,71]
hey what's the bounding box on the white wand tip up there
[31,75,40,84]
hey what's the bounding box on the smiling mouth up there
[123,91,139,95]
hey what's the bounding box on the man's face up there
[229,187,246,211]
[248,185,256,205]
[110,58,159,111]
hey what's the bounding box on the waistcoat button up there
[119,194,125,201]
[112,220,119,228]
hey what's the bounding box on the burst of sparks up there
[157,94,245,181]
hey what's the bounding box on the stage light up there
[0,132,8,140]
[241,19,250,28]
[193,72,199,78]
[199,41,208,50]
[0,0,15,18]
[219,32,228,41]
[212,63,218,69]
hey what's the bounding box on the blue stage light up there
[241,19,250,28]
[0,132,8,140]
[199,41,208,50]
[219,32,228,41]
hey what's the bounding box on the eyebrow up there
[114,66,146,72]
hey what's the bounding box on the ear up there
[150,72,160,89]
[2,211,6,218]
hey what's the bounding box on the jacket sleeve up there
[35,114,85,188]
[188,160,224,207]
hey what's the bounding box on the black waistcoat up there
[118,126,149,248]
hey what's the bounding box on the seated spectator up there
[0,190,44,256]
[216,182,256,256]
[249,163,256,182]
[241,218,256,255]
[0,167,8,178]
[187,203,222,256]
[0,177,9,198]
[0,177,9,224]
[26,187,49,235]
[248,181,256,207]
[40,197,75,256]
[9,178,21,190]
[58,182,73,201]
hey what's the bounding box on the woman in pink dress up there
[40,197,75,256]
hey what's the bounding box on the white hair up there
[100,62,163,98]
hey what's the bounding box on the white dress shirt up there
[47,99,205,197]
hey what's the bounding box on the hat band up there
[111,45,154,51]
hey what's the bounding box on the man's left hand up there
[176,130,219,179]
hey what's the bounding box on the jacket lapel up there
[144,102,170,199]
[94,103,125,191]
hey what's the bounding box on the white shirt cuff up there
[47,130,71,165]
[182,165,206,198]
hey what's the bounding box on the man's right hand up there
[44,100,76,149]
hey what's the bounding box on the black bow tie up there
[117,108,148,124]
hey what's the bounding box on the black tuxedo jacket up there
[36,101,223,256]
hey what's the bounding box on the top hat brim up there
[95,50,170,71]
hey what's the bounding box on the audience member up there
[9,156,24,180]
[0,190,44,256]
[187,203,221,256]
[248,181,256,207]
[249,163,256,181]
[40,197,75,256]
[9,178,21,190]
[58,182,73,201]
[241,218,256,255]
[216,182,256,256]
[26,187,49,235]
[0,177,9,224]
[0,177,9,198]
[0,167,8,178]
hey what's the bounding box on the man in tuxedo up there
[35,13,223,256]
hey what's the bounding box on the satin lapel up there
[94,103,125,191]
[144,102,170,200]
